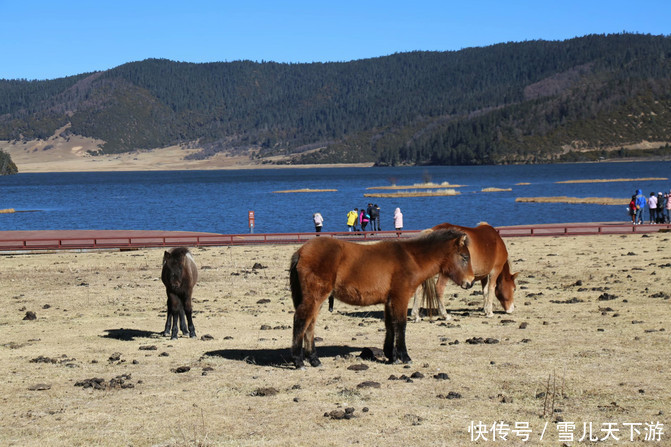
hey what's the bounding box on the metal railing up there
[0,223,669,252]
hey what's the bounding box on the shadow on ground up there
[204,345,367,368]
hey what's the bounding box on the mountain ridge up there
[1,32,670,172]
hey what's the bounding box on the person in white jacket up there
[393,207,403,235]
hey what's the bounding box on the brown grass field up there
[1,233,670,446]
[272,189,338,194]
[364,189,460,198]
[516,197,630,205]
[555,178,668,184]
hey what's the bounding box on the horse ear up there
[459,235,468,247]
[511,272,519,281]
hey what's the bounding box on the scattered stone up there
[75,374,134,390]
[200,334,214,341]
[109,352,122,362]
[347,364,369,371]
[23,311,37,320]
[356,381,381,389]
[433,373,450,380]
[256,299,271,304]
[260,324,272,330]
[519,322,528,329]
[437,391,462,399]
[172,366,191,373]
[139,345,157,350]
[28,383,51,391]
[485,338,499,344]
[159,352,169,357]
[598,293,618,301]
[30,356,58,364]
[251,387,279,397]
[410,371,425,379]
[359,347,384,362]
[500,319,516,324]
[550,297,584,304]
[42,304,51,309]
[252,263,267,270]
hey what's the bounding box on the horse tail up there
[422,276,439,318]
[289,251,302,309]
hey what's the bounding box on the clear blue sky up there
[1,0,669,80]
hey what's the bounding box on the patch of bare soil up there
[1,234,670,446]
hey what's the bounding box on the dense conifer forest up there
[1,33,670,168]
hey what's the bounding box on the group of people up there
[628,189,671,225]
[312,204,405,233]
[346,203,382,232]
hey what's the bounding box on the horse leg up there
[170,311,180,340]
[292,311,308,369]
[434,275,450,320]
[410,287,421,322]
[482,276,495,317]
[183,296,196,338]
[383,301,397,362]
[178,307,188,336]
[303,316,321,367]
[328,294,334,312]
[164,293,178,337]
[292,298,320,369]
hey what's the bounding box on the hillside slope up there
[1,33,670,168]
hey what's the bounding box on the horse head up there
[445,232,475,290]
[495,261,518,313]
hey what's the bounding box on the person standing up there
[635,189,646,225]
[367,203,377,232]
[656,192,665,223]
[665,191,671,223]
[393,207,403,235]
[374,204,381,231]
[360,207,370,231]
[313,212,324,233]
[346,208,358,232]
[628,195,637,225]
[648,192,657,224]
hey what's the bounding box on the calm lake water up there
[1,162,669,234]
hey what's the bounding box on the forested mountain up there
[1,33,670,167]
[0,149,18,174]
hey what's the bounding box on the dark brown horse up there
[289,228,475,369]
[161,247,198,340]
[411,222,518,320]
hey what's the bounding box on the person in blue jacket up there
[635,189,647,225]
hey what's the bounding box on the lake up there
[0,162,669,234]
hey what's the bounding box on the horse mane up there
[413,227,468,246]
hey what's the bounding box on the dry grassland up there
[555,178,668,184]
[1,233,670,446]
[516,197,630,206]
[364,190,460,198]
[272,189,338,194]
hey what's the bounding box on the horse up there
[289,228,475,369]
[161,247,198,340]
[411,222,518,320]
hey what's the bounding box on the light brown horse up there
[289,228,475,369]
[411,223,518,320]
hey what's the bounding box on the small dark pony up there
[411,222,518,320]
[289,228,475,369]
[161,247,198,340]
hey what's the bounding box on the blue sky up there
[1,0,669,80]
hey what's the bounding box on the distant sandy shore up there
[0,137,373,173]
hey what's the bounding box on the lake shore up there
[2,138,669,173]
[1,232,669,446]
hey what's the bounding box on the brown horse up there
[411,222,518,320]
[289,228,475,369]
[161,247,198,340]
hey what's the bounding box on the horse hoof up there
[309,358,322,367]
[171,335,178,340]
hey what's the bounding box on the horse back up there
[431,222,507,279]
